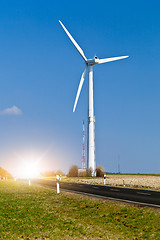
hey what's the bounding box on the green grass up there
[0,181,160,239]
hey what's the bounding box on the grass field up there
[0,181,160,239]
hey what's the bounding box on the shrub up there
[68,165,78,177]
[86,168,92,177]
[40,171,56,177]
[82,170,87,177]
[0,167,12,179]
[96,165,105,177]
[56,170,65,176]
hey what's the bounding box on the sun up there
[18,159,40,179]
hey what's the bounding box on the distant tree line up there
[67,165,105,177]
[40,170,65,177]
[40,165,105,178]
[0,167,13,179]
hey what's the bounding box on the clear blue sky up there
[0,0,160,175]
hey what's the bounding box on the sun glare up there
[18,159,40,179]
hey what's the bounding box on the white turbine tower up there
[59,20,128,176]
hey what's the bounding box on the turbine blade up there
[98,56,129,64]
[59,20,87,62]
[73,66,88,112]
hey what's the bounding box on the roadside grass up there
[0,181,160,239]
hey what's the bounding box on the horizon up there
[0,1,160,176]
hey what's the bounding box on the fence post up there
[104,175,106,185]
[56,175,60,194]
[123,179,125,187]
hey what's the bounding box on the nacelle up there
[86,57,99,65]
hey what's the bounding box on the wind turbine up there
[59,20,128,176]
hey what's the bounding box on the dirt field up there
[62,175,160,191]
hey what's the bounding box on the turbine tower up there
[59,20,128,176]
[82,118,85,169]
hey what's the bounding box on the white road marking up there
[137,192,151,196]
[110,189,120,192]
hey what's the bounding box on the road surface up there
[31,178,160,208]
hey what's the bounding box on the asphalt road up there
[31,179,160,208]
